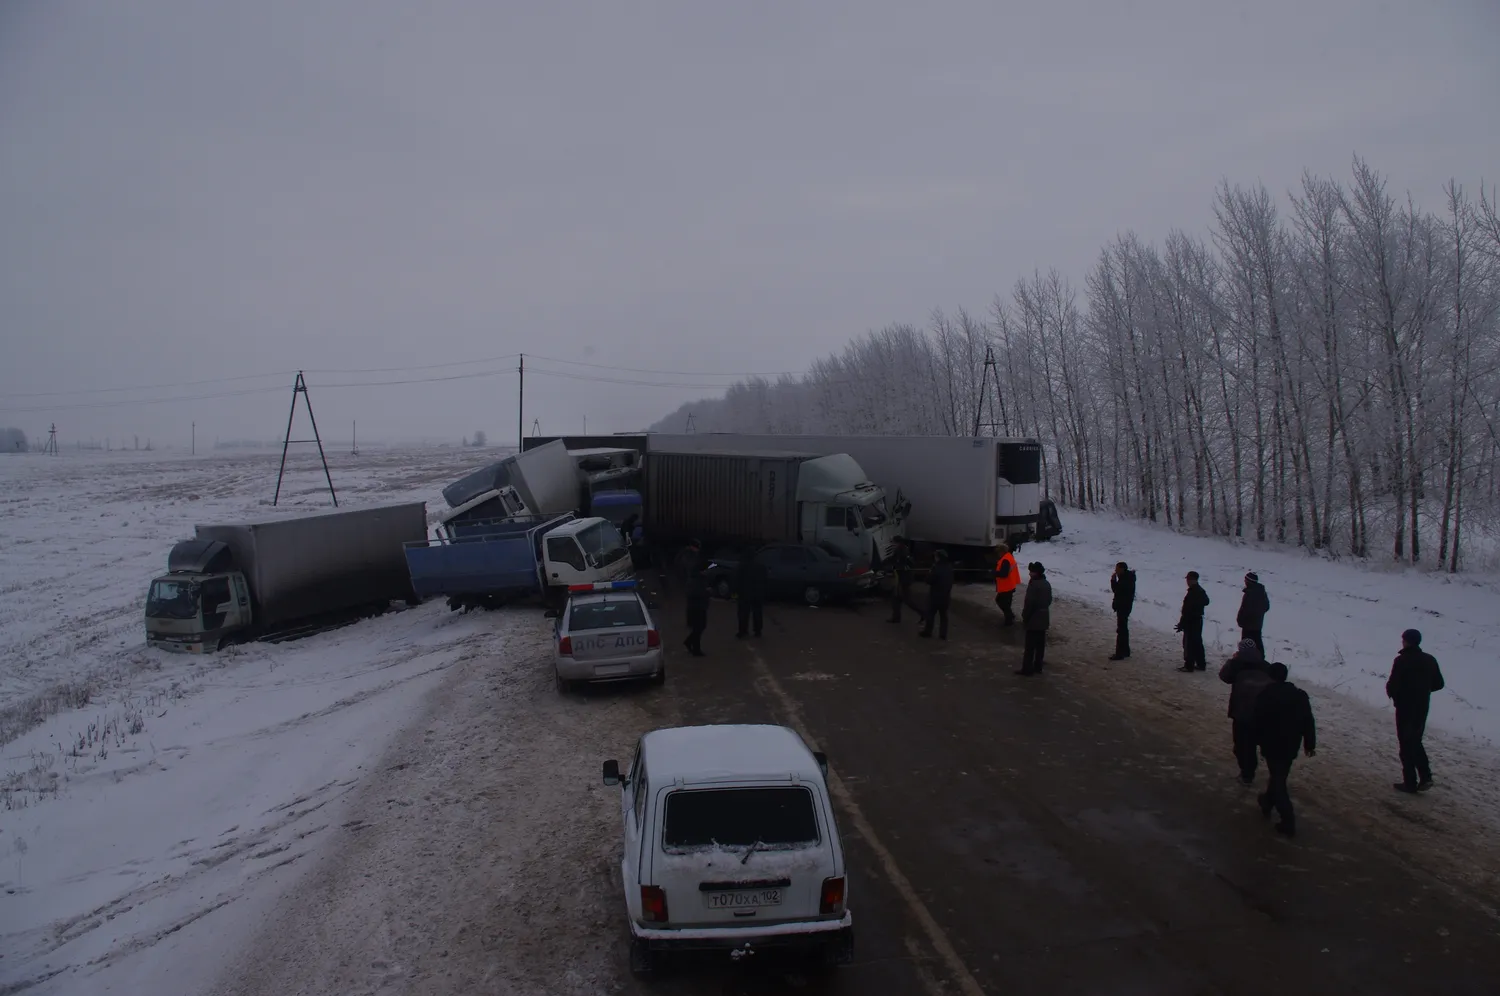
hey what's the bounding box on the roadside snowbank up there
[1026,509,1500,747]
[0,604,503,995]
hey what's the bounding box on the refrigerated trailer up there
[646,434,1044,560]
[441,439,581,513]
[144,502,428,652]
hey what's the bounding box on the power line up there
[2,370,298,399]
[526,354,796,378]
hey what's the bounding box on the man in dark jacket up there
[1386,628,1445,793]
[919,550,954,640]
[887,536,916,624]
[1017,562,1053,675]
[1253,662,1316,837]
[1175,571,1210,672]
[1109,562,1135,660]
[1236,572,1271,657]
[683,560,710,657]
[1219,639,1271,784]
[734,547,767,639]
[668,539,702,595]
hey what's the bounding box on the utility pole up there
[191,421,196,456]
[530,418,541,437]
[273,371,338,507]
[517,353,525,450]
[351,420,358,456]
[583,415,587,434]
[972,346,1008,437]
[43,423,59,455]
[685,413,697,433]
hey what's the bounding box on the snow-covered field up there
[0,447,520,994]
[1029,508,1500,749]
[4,450,1499,993]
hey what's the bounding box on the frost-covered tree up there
[651,158,1500,571]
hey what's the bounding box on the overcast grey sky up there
[2,0,1496,449]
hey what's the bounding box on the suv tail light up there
[558,636,573,656]
[641,885,668,922]
[820,876,845,915]
[645,629,660,649]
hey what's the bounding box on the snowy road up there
[211,586,1500,996]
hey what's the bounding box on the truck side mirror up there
[602,760,622,786]
[812,751,829,778]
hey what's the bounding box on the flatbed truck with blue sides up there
[404,512,633,612]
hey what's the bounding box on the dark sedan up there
[702,542,875,606]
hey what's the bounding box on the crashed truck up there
[144,502,428,653]
[523,435,905,570]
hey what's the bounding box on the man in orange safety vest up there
[993,543,1019,626]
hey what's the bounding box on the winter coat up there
[1022,576,1053,631]
[890,547,915,587]
[1385,648,1445,709]
[673,546,701,584]
[1253,680,1316,758]
[1111,570,1136,613]
[926,559,954,604]
[1237,581,1270,629]
[1178,584,1210,628]
[684,571,710,610]
[1219,653,1271,720]
[735,555,768,601]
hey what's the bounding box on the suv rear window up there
[569,598,646,631]
[662,787,819,850]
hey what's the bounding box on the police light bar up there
[567,580,638,592]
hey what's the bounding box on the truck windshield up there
[663,787,820,851]
[576,521,629,567]
[859,500,887,528]
[146,579,200,620]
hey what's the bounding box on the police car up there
[553,580,664,692]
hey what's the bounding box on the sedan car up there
[702,543,874,606]
[553,580,664,692]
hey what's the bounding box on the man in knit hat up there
[1237,572,1271,657]
[1016,562,1053,675]
[1220,639,1272,784]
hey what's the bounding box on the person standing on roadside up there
[1017,562,1053,675]
[1253,662,1316,837]
[1237,572,1271,657]
[734,547,767,639]
[919,549,954,640]
[1175,571,1210,672]
[1219,639,1272,784]
[1386,628,1445,794]
[993,542,1020,626]
[1109,561,1135,660]
[887,536,916,624]
[683,562,710,657]
[667,538,702,595]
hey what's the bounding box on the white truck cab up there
[601,724,853,976]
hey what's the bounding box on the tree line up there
[652,158,1500,572]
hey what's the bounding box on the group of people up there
[1105,561,1450,836]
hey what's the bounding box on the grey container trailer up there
[195,501,427,629]
[643,451,805,550]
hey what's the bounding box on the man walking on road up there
[1219,639,1272,784]
[1253,662,1316,837]
[1237,572,1271,657]
[1386,629,1445,793]
[887,536,916,624]
[683,564,710,657]
[734,547,767,639]
[1017,562,1052,675]
[993,543,1019,626]
[919,549,954,640]
[1109,561,1135,660]
[1175,571,1210,672]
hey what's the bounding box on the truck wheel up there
[802,585,823,606]
[715,578,732,599]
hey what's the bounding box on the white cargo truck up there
[649,434,1043,563]
[441,439,581,516]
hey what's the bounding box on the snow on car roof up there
[642,724,822,785]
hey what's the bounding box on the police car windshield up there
[569,599,646,631]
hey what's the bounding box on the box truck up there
[144,502,428,653]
